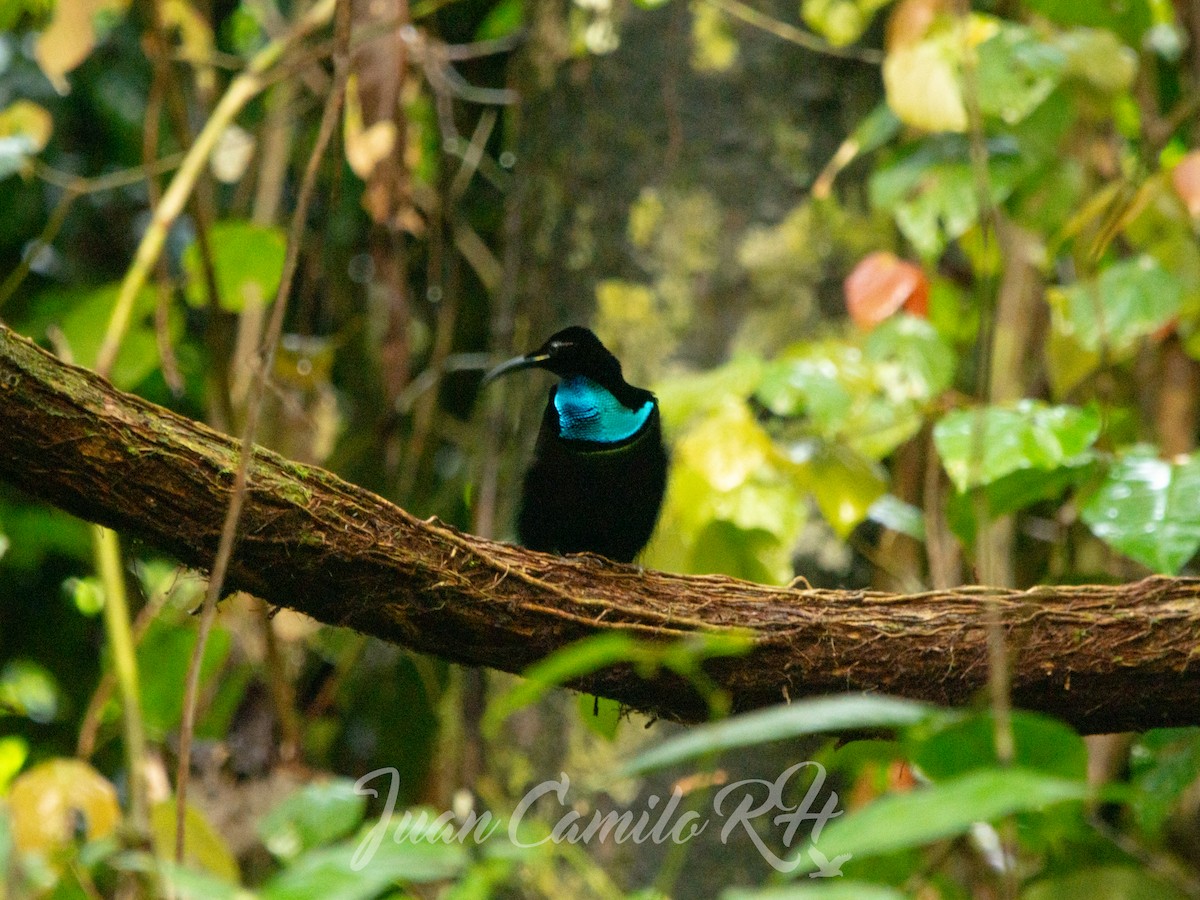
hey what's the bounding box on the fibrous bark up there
[2,322,1199,733]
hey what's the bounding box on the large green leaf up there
[1022,865,1188,900]
[976,24,1066,125]
[907,710,1087,781]
[870,137,1030,260]
[791,769,1091,873]
[1081,448,1200,574]
[933,401,1100,493]
[259,823,467,900]
[1049,256,1183,358]
[259,780,368,862]
[1022,0,1151,45]
[1129,728,1200,835]
[725,885,905,900]
[18,282,174,389]
[759,317,954,461]
[623,695,936,776]
[183,220,287,312]
[801,0,891,48]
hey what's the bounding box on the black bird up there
[484,326,667,563]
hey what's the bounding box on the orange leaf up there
[1171,151,1200,218]
[844,251,930,329]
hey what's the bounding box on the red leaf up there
[844,251,930,329]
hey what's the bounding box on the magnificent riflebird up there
[484,326,667,563]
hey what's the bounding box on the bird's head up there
[484,326,624,387]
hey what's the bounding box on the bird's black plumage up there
[485,327,667,563]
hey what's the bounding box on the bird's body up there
[485,328,667,564]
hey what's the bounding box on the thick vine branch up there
[1,322,1198,733]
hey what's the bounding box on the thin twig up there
[172,0,354,863]
[703,0,882,64]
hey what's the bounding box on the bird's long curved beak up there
[482,352,551,385]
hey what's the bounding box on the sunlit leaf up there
[691,2,738,72]
[791,769,1091,872]
[933,401,1100,492]
[259,780,368,862]
[151,800,240,883]
[475,0,523,39]
[808,445,886,539]
[975,23,1065,124]
[1081,448,1200,574]
[1049,256,1183,357]
[0,101,52,180]
[578,693,622,741]
[1058,27,1138,93]
[882,30,967,133]
[137,617,232,738]
[0,736,29,796]
[623,695,936,775]
[18,281,174,389]
[802,0,891,47]
[9,759,120,853]
[182,220,287,312]
[35,0,131,93]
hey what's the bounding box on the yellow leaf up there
[35,0,131,94]
[883,36,966,132]
[0,100,53,153]
[9,759,120,854]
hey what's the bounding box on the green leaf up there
[183,220,287,312]
[259,824,467,900]
[474,0,523,40]
[19,282,173,389]
[801,0,891,48]
[0,736,29,795]
[1081,448,1200,574]
[792,769,1091,872]
[1050,256,1183,358]
[0,659,60,723]
[1130,728,1200,835]
[760,318,954,461]
[908,711,1087,781]
[808,445,886,539]
[578,694,622,741]
[724,884,906,900]
[1022,865,1189,900]
[259,780,369,862]
[933,401,1100,492]
[871,138,1030,260]
[623,695,935,776]
[1022,0,1151,45]
[976,24,1066,125]
[137,618,231,738]
[151,800,240,884]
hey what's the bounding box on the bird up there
[484,326,667,564]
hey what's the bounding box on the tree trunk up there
[1,322,1198,733]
